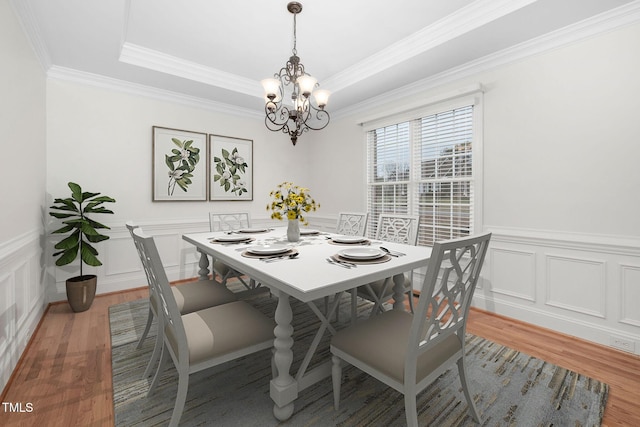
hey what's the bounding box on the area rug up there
[110,286,608,426]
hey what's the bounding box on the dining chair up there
[331,232,491,427]
[132,227,275,427]
[330,212,369,319]
[351,214,420,319]
[208,212,261,292]
[336,212,369,236]
[126,222,237,378]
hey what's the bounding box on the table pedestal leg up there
[270,290,297,420]
[197,249,210,281]
[392,273,406,311]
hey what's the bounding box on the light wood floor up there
[1,287,639,426]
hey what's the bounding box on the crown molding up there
[9,0,52,71]
[119,42,262,98]
[334,0,640,120]
[324,0,538,93]
[47,66,262,119]
[24,0,640,122]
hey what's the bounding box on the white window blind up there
[367,105,474,246]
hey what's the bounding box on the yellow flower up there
[268,181,319,223]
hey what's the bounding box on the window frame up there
[363,93,483,246]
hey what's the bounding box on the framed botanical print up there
[209,134,253,201]
[152,126,208,201]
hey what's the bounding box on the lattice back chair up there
[208,212,259,291]
[336,212,369,236]
[209,212,251,232]
[126,221,157,351]
[352,214,420,318]
[132,228,275,427]
[126,221,237,379]
[332,232,491,427]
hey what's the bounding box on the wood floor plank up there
[1,288,638,426]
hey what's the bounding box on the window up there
[367,104,476,246]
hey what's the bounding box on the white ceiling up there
[13,0,639,117]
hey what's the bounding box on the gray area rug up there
[110,286,608,426]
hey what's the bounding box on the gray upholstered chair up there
[351,214,420,318]
[208,212,261,292]
[331,232,491,427]
[336,211,369,236]
[126,222,237,378]
[132,227,275,427]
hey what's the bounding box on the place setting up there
[241,243,299,262]
[209,234,255,245]
[226,227,273,235]
[300,228,321,236]
[328,246,391,268]
[326,235,371,245]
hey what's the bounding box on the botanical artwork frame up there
[209,134,253,201]
[152,126,208,201]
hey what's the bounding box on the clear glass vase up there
[287,219,300,242]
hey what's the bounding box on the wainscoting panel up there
[489,248,536,302]
[105,234,141,276]
[14,261,29,329]
[0,230,46,393]
[620,264,640,327]
[0,272,13,375]
[474,227,640,355]
[545,254,606,318]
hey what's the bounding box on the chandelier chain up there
[292,12,297,56]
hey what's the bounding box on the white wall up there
[308,22,640,353]
[44,79,322,299]
[0,0,47,392]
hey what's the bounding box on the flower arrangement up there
[266,182,319,225]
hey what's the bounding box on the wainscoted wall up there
[46,216,640,357]
[0,231,47,392]
[475,227,640,355]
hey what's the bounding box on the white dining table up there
[182,227,431,421]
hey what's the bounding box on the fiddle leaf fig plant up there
[49,182,116,278]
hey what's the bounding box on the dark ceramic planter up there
[66,275,97,312]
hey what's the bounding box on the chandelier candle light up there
[261,2,330,146]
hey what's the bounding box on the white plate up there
[332,235,367,244]
[238,228,269,233]
[214,235,252,242]
[338,247,385,260]
[248,244,290,255]
[300,229,320,235]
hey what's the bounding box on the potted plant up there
[49,182,116,312]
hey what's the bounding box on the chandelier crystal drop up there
[261,2,330,146]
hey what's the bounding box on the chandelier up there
[261,2,330,146]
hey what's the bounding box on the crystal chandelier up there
[261,2,330,146]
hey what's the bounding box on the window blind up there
[367,105,474,246]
